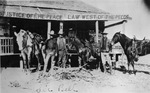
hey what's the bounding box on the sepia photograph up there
[0,0,150,93]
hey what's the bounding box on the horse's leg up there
[97,55,100,70]
[50,55,55,75]
[131,61,136,74]
[84,50,90,69]
[96,52,101,70]
[21,52,27,72]
[27,55,31,72]
[41,45,47,72]
[86,52,89,65]
[101,53,106,73]
[43,54,51,73]
[79,54,83,66]
[62,52,67,68]
[108,54,113,74]
[127,60,132,74]
[81,55,86,69]
[41,45,46,61]
[78,56,82,67]
[34,44,41,71]
[57,51,63,67]
[27,47,32,72]
[35,54,41,71]
[39,53,44,71]
[68,55,72,67]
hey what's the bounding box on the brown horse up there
[111,32,139,74]
[66,31,101,69]
[134,37,150,56]
[66,30,92,68]
[41,36,58,75]
[84,35,102,69]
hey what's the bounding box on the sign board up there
[65,14,131,21]
[0,11,63,20]
[0,11,132,21]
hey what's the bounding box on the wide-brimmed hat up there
[58,29,63,34]
[101,32,108,35]
[69,28,73,31]
[12,25,16,28]
[50,30,55,35]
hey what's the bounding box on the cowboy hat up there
[58,29,63,34]
[69,28,73,31]
[50,30,55,35]
[101,32,108,35]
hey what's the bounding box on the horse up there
[14,29,44,72]
[134,37,150,56]
[65,30,91,68]
[65,35,84,67]
[110,32,139,74]
[84,35,102,70]
[41,36,58,75]
[66,31,102,70]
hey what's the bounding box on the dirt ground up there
[1,55,150,93]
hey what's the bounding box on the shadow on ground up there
[114,65,150,75]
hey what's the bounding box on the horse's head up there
[89,35,95,43]
[33,33,44,43]
[14,29,26,50]
[111,32,122,46]
[14,29,33,50]
[33,33,44,49]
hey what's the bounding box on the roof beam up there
[105,20,127,28]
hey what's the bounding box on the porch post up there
[60,21,63,32]
[95,21,99,43]
[47,21,51,39]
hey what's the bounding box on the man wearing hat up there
[57,29,67,68]
[49,30,56,38]
[101,32,109,51]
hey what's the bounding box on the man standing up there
[57,29,67,68]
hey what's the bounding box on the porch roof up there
[0,0,131,21]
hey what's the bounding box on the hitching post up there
[60,22,63,32]
[122,20,127,34]
[47,22,51,39]
[95,21,99,43]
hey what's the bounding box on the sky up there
[81,0,150,39]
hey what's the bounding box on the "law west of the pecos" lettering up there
[67,14,132,20]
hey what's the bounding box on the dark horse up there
[14,29,44,72]
[66,31,85,67]
[110,32,139,74]
[66,31,101,69]
[41,36,58,75]
[66,30,93,68]
[84,35,102,69]
[134,37,150,56]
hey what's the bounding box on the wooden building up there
[0,0,130,67]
